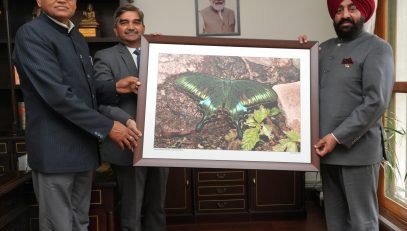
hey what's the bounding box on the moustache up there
[338,19,355,26]
[124,30,138,35]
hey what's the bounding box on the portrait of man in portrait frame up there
[196,0,241,36]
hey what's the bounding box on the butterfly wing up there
[174,72,225,130]
[226,79,278,136]
[174,73,278,137]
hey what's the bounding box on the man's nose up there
[342,8,351,18]
[128,22,136,29]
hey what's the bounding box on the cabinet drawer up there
[89,209,108,231]
[15,142,27,155]
[197,170,245,182]
[0,155,10,173]
[90,188,103,205]
[198,185,245,197]
[0,142,7,154]
[198,199,246,212]
[89,185,116,210]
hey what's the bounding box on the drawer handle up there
[216,201,227,208]
[186,179,190,188]
[216,187,227,194]
[252,178,256,184]
[216,173,226,179]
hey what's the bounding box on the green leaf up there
[270,107,281,116]
[260,124,273,139]
[253,105,270,123]
[241,128,260,151]
[285,131,300,142]
[286,142,299,152]
[244,116,258,127]
[273,142,287,152]
[224,129,238,142]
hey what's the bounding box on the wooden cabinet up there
[165,168,193,213]
[0,138,12,174]
[0,137,27,173]
[194,169,247,215]
[0,171,31,230]
[248,170,305,219]
[88,176,118,231]
[191,169,305,221]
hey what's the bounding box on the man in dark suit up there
[93,5,169,231]
[12,0,141,230]
[300,0,394,230]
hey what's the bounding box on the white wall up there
[124,0,336,42]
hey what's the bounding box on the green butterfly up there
[173,72,278,137]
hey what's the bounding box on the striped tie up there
[134,48,141,75]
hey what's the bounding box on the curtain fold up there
[364,0,379,34]
[374,0,388,40]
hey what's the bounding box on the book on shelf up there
[18,102,25,130]
[14,65,20,86]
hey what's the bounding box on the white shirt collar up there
[127,47,141,67]
[45,14,75,33]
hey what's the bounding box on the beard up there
[211,2,225,12]
[333,17,365,41]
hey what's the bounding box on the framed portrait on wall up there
[134,35,319,171]
[195,0,241,36]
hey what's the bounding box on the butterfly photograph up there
[154,54,300,153]
[135,35,319,171]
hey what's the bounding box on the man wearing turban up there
[300,0,394,230]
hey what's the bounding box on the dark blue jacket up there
[12,14,117,173]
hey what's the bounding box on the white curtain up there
[364,0,378,33]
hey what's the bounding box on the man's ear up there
[36,0,42,8]
[113,28,118,37]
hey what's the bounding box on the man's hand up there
[298,34,308,44]
[126,119,142,138]
[108,121,140,150]
[314,133,338,157]
[116,76,141,94]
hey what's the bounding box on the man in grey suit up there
[300,0,394,230]
[93,4,169,231]
[12,0,141,230]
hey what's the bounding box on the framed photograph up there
[135,35,319,171]
[195,0,240,36]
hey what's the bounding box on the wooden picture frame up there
[134,35,319,171]
[195,0,241,36]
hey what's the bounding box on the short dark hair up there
[113,4,144,26]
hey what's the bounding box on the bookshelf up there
[0,0,125,230]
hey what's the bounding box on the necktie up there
[134,48,141,75]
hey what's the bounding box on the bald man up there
[300,0,394,230]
